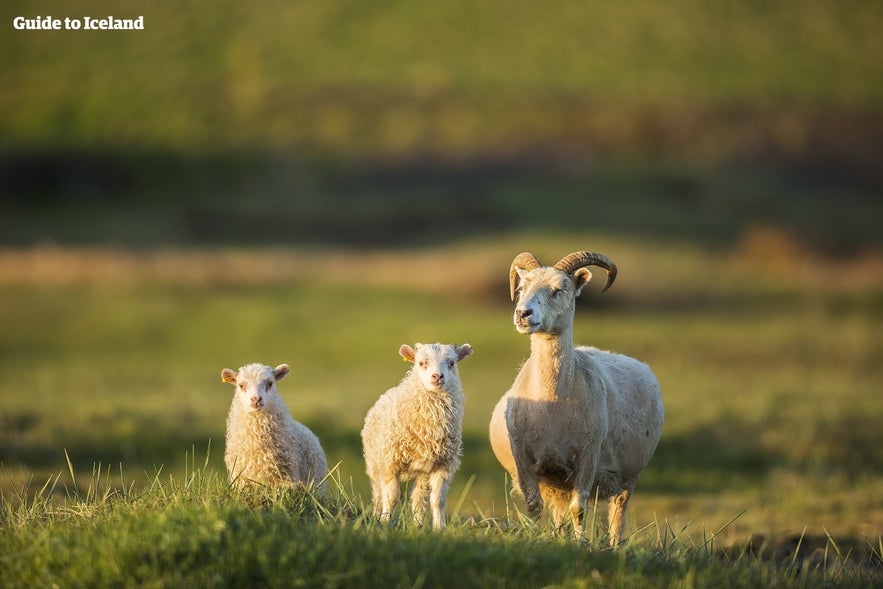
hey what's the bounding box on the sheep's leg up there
[366,464,383,518]
[539,484,569,534]
[428,470,451,530]
[519,479,543,517]
[409,475,430,526]
[607,488,631,547]
[567,490,589,539]
[513,448,543,517]
[370,479,382,519]
[569,457,600,540]
[379,474,400,523]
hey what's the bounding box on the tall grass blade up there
[64,449,80,502]
[451,474,475,523]
[701,508,747,553]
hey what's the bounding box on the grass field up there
[3,0,882,158]
[1,231,882,585]
[3,462,882,588]
[4,0,883,584]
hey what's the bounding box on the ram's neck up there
[526,325,575,401]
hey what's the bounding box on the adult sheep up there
[489,251,663,545]
[362,342,473,530]
[221,362,328,495]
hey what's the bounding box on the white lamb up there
[489,251,664,545]
[361,342,473,529]
[221,362,328,495]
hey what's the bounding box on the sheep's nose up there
[250,396,262,408]
[516,308,532,320]
[431,373,444,385]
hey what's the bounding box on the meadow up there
[4,0,883,584]
[2,0,881,160]
[2,226,882,586]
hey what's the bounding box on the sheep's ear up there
[456,344,473,361]
[399,344,416,363]
[573,268,593,295]
[221,369,238,384]
[273,364,291,381]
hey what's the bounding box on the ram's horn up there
[553,251,618,293]
[509,252,542,301]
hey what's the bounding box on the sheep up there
[361,342,473,529]
[221,362,328,495]
[488,251,664,545]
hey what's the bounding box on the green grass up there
[6,160,883,253]
[2,458,880,588]
[3,1,881,583]
[1,234,882,584]
[2,1,881,155]
[2,233,882,535]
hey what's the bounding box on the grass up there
[0,233,881,584]
[2,456,881,588]
[1,232,882,538]
[3,1,881,583]
[2,1,881,156]
[6,159,883,253]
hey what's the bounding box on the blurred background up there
[2,1,881,541]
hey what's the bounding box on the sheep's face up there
[512,267,591,335]
[400,343,473,392]
[221,363,290,413]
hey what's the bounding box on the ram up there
[489,251,663,545]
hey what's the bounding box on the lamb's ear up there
[399,344,416,363]
[456,343,473,361]
[273,364,291,381]
[221,368,238,384]
[573,268,593,295]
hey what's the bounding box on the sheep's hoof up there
[526,497,543,516]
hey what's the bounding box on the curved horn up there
[509,252,541,301]
[553,251,618,293]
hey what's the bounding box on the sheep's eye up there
[448,360,455,368]
[419,360,427,369]
[265,381,273,390]
[552,288,564,297]
[239,383,246,391]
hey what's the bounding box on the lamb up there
[488,251,664,545]
[361,342,473,529]
[221,362,329,495]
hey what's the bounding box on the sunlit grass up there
[2,1,881,153]
[1,455,880,587]
[1,234,881,548]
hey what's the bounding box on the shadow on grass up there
[643,411,883,494]
[640,423,776,494]
[3,149,882,252]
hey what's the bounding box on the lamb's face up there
[221,363,290,413]
[400,343,473,392]
[513,267,590,335]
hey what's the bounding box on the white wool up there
[361,343,472,530]
[222,363,328,495]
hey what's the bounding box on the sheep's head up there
[221,363,290,413]
[509,251,617,335]
[400,342,473,392]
